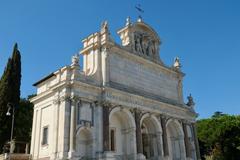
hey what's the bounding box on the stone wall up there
[109,52,179,102]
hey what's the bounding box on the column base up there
[156,155,165,160]
[162,156,170,160]
[136,153,146,160]
[102,151,115,160]
[68,150,75,159]
[50,153,57,160]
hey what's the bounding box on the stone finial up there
[187,94,195,107]
[137,15,143,22]
[101,20,108,32]
[173,57,181,69]
[71,54,79,66]
[126,17,131,26]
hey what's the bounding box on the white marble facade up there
[30,18,200,160]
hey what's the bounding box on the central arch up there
[140,114,163,159]
[166,119,186,160]
[75,127,93,159]
[109,107,136,159]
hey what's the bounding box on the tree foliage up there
[14,97,34,142]
[197,112,240,160]
[0,43,21,151]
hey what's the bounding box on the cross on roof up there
[135,4,144,20]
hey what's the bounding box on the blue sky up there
[0,0,239,119]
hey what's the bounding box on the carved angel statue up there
[134,34,143,54]
[71,54,79,66]
[187,94,195,107]
[173,57,181,69]
[147,40,155,56]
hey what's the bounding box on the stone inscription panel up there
[109,53,179,101]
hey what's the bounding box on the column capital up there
[70,95,81,103]
[133,108,145,120]
[159,114,170,120]
[97,100,114,107]
[181,119,194,125]
[52,97,61,105]
[59,95,71,103]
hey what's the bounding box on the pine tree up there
[0,43,21,152]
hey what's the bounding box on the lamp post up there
[6,103,15,155]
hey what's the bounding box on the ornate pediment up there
[117,18,161,63]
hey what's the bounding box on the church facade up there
[30,17,201,160]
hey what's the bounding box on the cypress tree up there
[10,43,21,107]
[0,43,21,152]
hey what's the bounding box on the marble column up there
[160,116,169,156]
[182,122,191,158]
[134,109,143,154]
[149,134,154,157]
[156,132,163,156]
[192,123,201,160]
[68,99,76,158]
[102,104,110,151]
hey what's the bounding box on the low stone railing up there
[0,154,31,160]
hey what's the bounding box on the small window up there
[42,126,48,145]
[110,128,116,151]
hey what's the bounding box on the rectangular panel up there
[109,53,179,101]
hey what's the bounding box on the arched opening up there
[76,128,93,159]
[166,120,185,160]
[109,108,136,159]
[141,115,162,159]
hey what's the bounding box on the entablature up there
[103,87,197,121]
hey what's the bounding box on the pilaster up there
[182,122,191,158]
[160,115,169,157]
[51,95,61,159]
[68,96,79,159]
[58,95,71,159]
[192,123,201,160]
[134,109,143,154]
[30,109,38,159]
[94,101,103,158]
[156,132,163,157]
